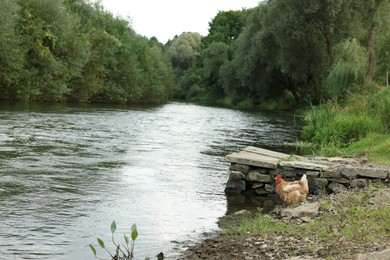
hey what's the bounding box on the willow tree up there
[326,38,367,98]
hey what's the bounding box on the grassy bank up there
[221,184,390,259]
[299,86,390,164]
[183,184,390,259]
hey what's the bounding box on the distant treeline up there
[166,0,390,108]
[0,0,174,104]
[1,0,389,107]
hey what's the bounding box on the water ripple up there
[0,102,302,259]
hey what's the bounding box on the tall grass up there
[312,114,383,148]
[301,101,337,142]
[301,86,390,159]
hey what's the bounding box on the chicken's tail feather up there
[300,174,309,192]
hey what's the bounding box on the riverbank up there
[180,184,390,259]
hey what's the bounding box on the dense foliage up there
[168,0,390,108]
[1,0,389,106]
[0,0,174,104]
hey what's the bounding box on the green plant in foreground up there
[90,221,138,260]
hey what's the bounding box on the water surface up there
[0,102,302,259]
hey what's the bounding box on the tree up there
[361,0,388,81]
[0,0,24,100]
[326,38,367,98]
[201,42,229,97]
[201,10,250,51]
[17,0,88,101]
[165,32,201,71]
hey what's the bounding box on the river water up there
[0,102,302,259]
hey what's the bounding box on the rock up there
[350,178,368,188]
[308,177,328,195]
[338,165,358,179]
[280,202,320,219]
[229,163,251,174]
[327,177,351,184]
[369,189,390,205]
[356,167,388,179]
[301,216,312,223]
[327,182,347,193]
[338,165,388,179]
[229,170,246,180]
[225,180,246,194]
[218,210,252,229]
[272,169,297,177]
[226,151,279,169]
[247,170,272,183]
[252,182,264,189]
[321,171,342,178]
[279,160,330,171]
[254,187,269,195]
[356,248,390,260]
[305,171,320,177]
[265,184,275,193]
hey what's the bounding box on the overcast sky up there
[98,0,260,43]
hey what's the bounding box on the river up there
[0,102,302,259]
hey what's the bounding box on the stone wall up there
[225,146,390,195]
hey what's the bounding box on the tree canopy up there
[171,0,390,107]
[1,0,389,106]
[0,0,174,104]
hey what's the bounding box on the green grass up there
[300,86,390,164]
[342,133,390,164]
[225,209,306,237]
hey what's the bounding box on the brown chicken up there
[274,174,309,205]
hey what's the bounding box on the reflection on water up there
[226,194,283,215]
[0,102,302,259]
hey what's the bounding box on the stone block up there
[356,167,388,179]
[338,166,388,179]
[305,171,320,177]
[225,180,246,194]
[280,202,320,219]
[254,188,269,195]
[338,165,358,179]
[327,182,347,193]
[265,184,275,193]
[350,178,368,188]
[321,171,341,178]
[229,164,251,174]
[252,182,264,189]
[247,170,272,183]
[327,177,350,184]
[308,177,328,195]
[229,170,246,180]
